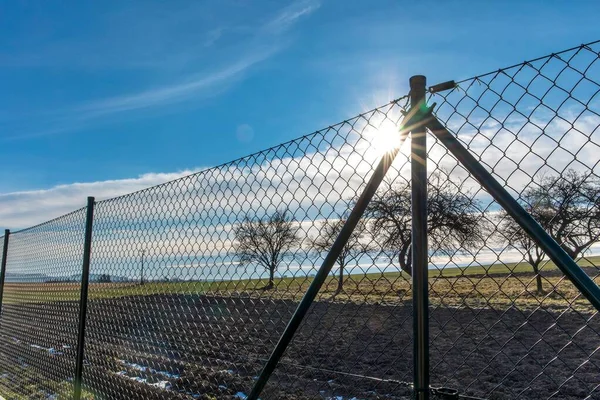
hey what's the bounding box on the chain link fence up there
[427,42,600,399]
[0,40,599,400]
[0,210,87,399]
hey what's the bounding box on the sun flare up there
[371,120,401,156]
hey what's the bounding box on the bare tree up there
[234,209,300,289]
[501,169,600,293]
[311,216,372,293]
[500,206,548,294]
[365,172,485,275]
[530,170,600,259]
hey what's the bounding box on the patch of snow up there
[118,360,148,372]
[48,348,64,356]
[118,360,179,378]
[114,370,173,391]
[29,344,63,356]
[156,370,180,379]
[235,392,248,399]
[151,381,171,389]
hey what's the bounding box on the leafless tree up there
[500,205,548,294]
[234,209,300,289]
[365,172,485,275]
[532,170,600,258]
[501,169,600,294]
[311,216,372,293]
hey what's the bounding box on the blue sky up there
[1,0,599,228]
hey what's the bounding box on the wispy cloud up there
[4,1,321,140]
[80,1,320,116]
[264,0,321,33]
[0,169,203,229]
[77,48,277,116]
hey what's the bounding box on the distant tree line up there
[233,169,600,295]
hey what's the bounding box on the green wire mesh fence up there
[0,40,599,400]
[425,42,600,399]
[0,210,87,399]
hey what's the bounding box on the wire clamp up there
[429,80,457,94]
[431,386,459,399]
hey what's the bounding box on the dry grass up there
[2,256,598,313]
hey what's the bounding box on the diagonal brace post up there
[426,115,600,312]
[247,106,428,400]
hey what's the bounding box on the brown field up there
[3,255,599,313]
[0,257,598,399]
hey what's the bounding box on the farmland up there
[0,256,598,399]
[2,255,599,312]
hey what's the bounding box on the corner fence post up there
[74,197,95,400]
[410,75,430,400]
[0,229,10,318]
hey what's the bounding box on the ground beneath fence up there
[0,293,598,399]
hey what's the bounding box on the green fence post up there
[74,197,95,400]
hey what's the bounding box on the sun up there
[371,120,401,156]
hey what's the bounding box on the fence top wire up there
[7,38,600,232]
[94,94,410,204]
[455,39,600,84]
[10,206,87,235]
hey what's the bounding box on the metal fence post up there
[0,229,10,318]
[245,104,430,400]
[74,197,95,400]
[410,75,429,400]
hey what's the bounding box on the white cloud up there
[2,101,598,282]
[0,169,203,230]
[5,101,598,233]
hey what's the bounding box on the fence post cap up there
[409,75,427,88]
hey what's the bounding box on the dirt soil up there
[0,293,599,400]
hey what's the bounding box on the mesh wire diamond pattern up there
[0,209,87,399]
[427,42,600,399]
[0,41,598,400]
